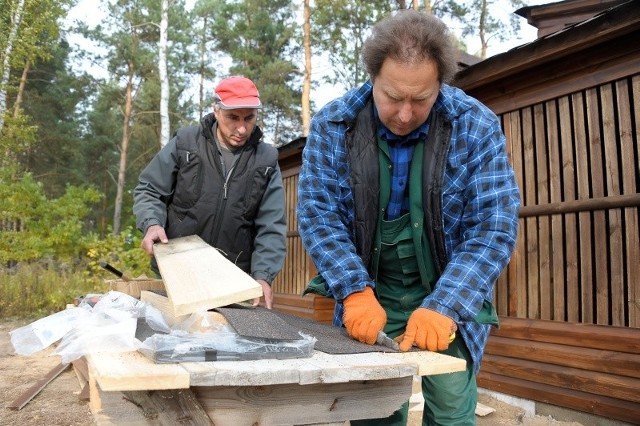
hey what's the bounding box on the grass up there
[0,263,110,320]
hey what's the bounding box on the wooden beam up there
[485,336,640,379]
[7,362,70,410]
[519,193,640,218]
[492,317,640,353]
[478,372,640,424]
[482,355,640,403]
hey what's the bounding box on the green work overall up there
[351,137,476,426]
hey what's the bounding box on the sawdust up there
[1,318,584,426]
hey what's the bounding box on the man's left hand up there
[253,279,273,309]
[399,308,455,352]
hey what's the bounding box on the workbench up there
[86,348,465,425]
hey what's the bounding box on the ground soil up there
[1,318,583,426]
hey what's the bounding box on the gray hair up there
[361,10,458,84]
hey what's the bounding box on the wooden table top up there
[87,349,466,392]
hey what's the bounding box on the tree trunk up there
[301,0,312,136]
[13,60,31,117]
[479,0,488,59]
[113,61,135,235]
[159,0,170,148]
[198,16,208,119]
[0,0,26,133]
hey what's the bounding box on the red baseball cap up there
[214,76,262,109]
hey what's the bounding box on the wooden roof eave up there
[453,1,640,91]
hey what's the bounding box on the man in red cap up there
[133,76,286,308]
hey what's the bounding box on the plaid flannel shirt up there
[297,81,520,370]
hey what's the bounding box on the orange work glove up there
[342,287,387,345]
[399,308,455,352]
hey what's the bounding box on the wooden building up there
[273,0,640,423]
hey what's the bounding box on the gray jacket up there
[133,113,287,283]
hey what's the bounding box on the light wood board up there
[141,290,229,328]
[87,349,465,392]
[153,235,262,316]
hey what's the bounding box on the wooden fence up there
[498,74,640,328]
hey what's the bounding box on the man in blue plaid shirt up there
[297,10,520,426]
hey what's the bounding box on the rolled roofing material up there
[215,305,398,354]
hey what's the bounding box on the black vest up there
[166,114,278,273]
[345,99,452,273]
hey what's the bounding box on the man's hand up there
[253,279,273,309]
[399,308,455,352]
[342,287,387,345]
[141,224,168,255]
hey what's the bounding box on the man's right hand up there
[342,286,387,345]
[141,224,168,255]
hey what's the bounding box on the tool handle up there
[99,261,130,281]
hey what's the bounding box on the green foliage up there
[0,263,109,319]
[212,0,302,143]
[313,0,392,88]
[16,40,95,196]
[0,167,102,263]
[85,226,154,281]
[0,113,37,164]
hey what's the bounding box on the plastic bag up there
[10,306,90,356]
[53,291,147,363]
[139,331,317,363]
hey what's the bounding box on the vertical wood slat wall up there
[497,74,640,328]
[271,171,316,296]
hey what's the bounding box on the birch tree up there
[159,0,169,148]
[0,0,26,132]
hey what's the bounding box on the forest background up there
[0,0,537,318]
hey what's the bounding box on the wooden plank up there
[485,336,640,379]
[534,103,551,320]
[545,99,566,321]
[475,402,495,417]
[600,82,625,327]
[522,107,539,319]
[572,91,594,324]
[626,75,640,327]
[482,354,640,403]
[491,317,640,354]
[182,351,423,387]
[384,351,466,377]
[153,235,263,316]
[586,87,609,325]
[72,357,89,382]
[72,357,91,401]
[506,110,527,318]
[477,372,640,424]
[87,351,190,391]
[193,377,412,425]
[140,290,190,326]
[557,95,579,323]
[89,349,464,391]
[7,362,70,410]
